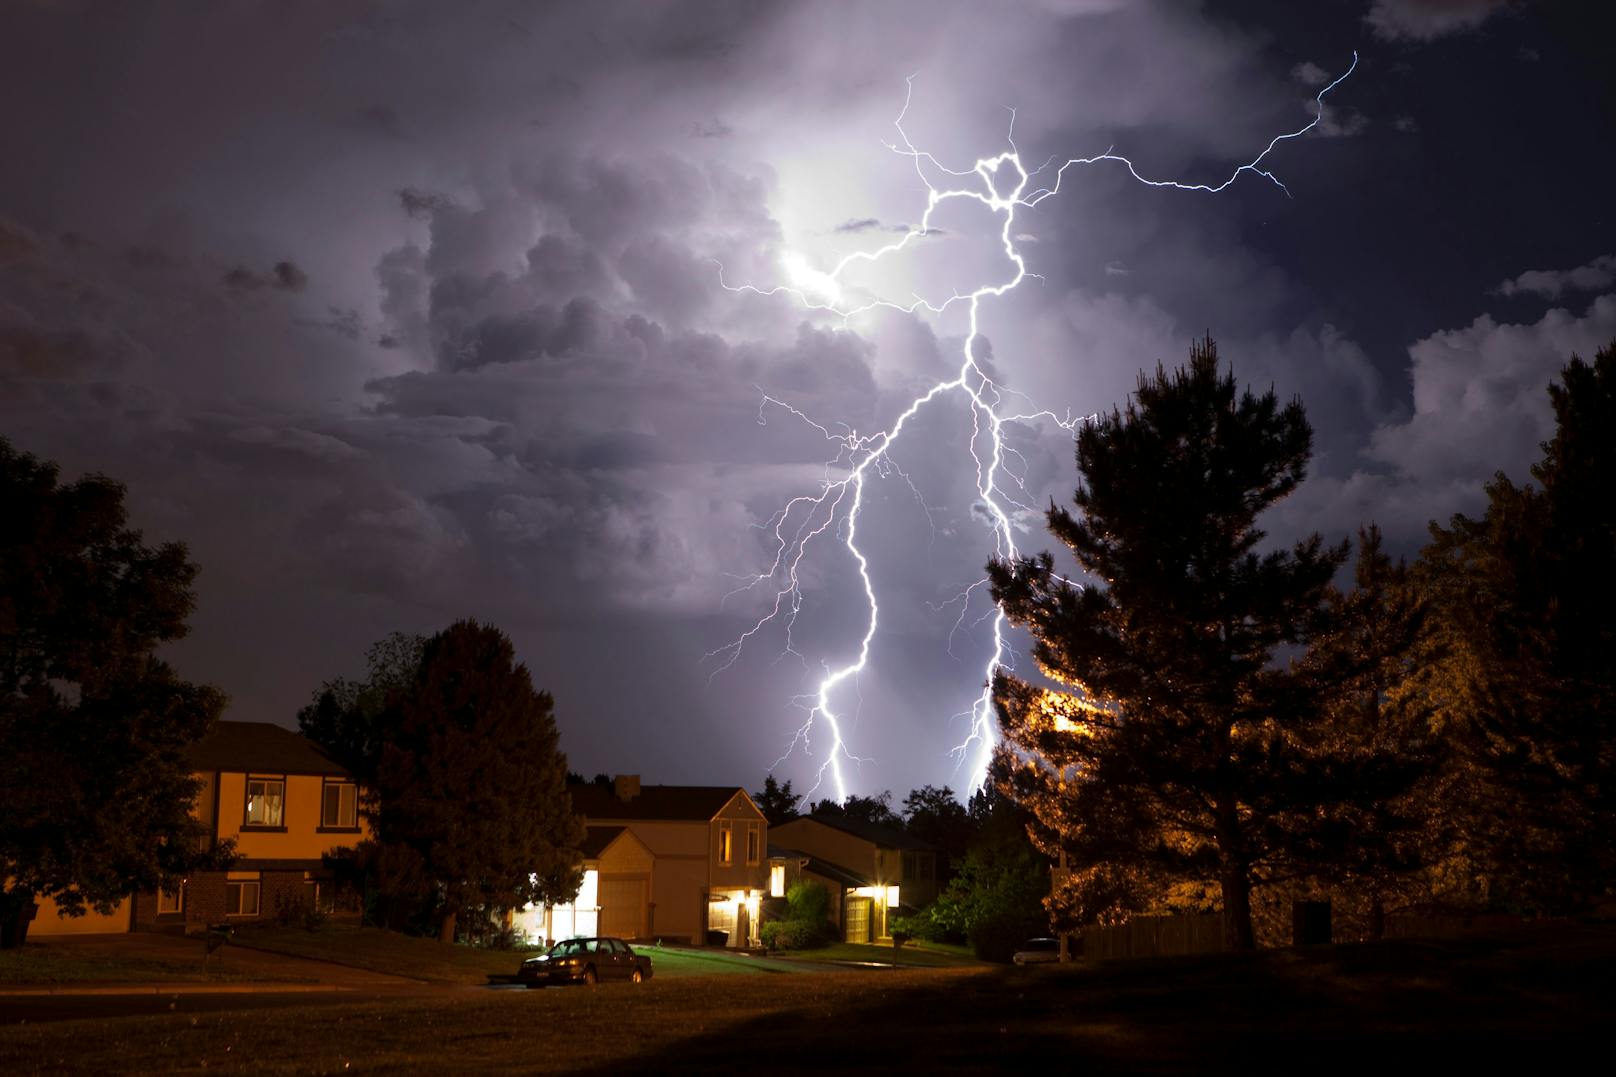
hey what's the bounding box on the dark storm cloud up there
[1,0,1603,796]
[1363,0,1516,41]
[223,260,308,293]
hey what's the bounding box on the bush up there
[761,918,828,951]
[785,881,830,924]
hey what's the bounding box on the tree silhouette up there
[989,338,1348,950]
[329,620,586,942]
[1415,340,1616,913]
[752,774,802,826]
[0,438,228,946]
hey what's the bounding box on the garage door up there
[845,897,871,943]
[599,877,647,939]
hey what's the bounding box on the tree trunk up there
[1215,794,1256,951]
[0,889,38,950]
[1368,895,1386,942]
[438,909,456,944]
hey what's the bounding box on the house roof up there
[791,813,935,852]
[188,721,352,777]
[570,784,752,823]
[802,854,873,890]
[581,826,628,859]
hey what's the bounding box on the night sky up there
[3,1,1612,800]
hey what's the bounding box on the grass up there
[3,923,1613,1072]
[0,943,287,986]
[787,940,985,967]
[230,925,800,984]
[4,923,1609,1073]
[229,923,519,985]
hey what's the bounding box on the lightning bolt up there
[711,54,1358,802]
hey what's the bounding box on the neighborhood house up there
[29,721,367,935]
[769,815,938,943]
[513,776,771,948]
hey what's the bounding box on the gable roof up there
[787,814,935,852]
[581,826,628,859]
[188,721,351,777]
[569,784,754,823]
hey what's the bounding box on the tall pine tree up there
[989,338,1348,949]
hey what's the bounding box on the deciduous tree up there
[0,439,227,946]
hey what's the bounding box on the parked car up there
[1012,937,1062,965]
[517,937,654,987]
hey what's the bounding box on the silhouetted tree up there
[316,620,586,942]
[901,785,971,877]
[809,790,903,829]
[989,338,1349,950]
[1415,341,1616,913]
[752,774,802,826]
[0,439,229,946]
[297,631,424,781]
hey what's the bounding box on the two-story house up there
[30,720,368,936]
[769,815,938,943]
[531,776,770,947]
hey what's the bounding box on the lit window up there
[157,886,184,915]
[245,778,284,827]
[770,863,785,898]
[226,881,261,916]
[719,823,733,864]
[745,824,761,865]
[322,781,358,828]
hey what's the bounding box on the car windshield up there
[550,939,588,956]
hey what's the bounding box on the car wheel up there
[631,968,644,984]
[582,965,598,986]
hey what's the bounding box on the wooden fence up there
[1082,913,1226,960]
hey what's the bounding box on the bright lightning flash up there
[711,55,1358,802]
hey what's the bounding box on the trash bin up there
[705,929,729,948]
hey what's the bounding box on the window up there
[745,823,761,865]
[245,778,285,827]
[718,823,733,864]
[157,885,184,915]
[321,781,358,828]
[226,881,261,917]
[770,863,785,898]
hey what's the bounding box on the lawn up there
[229,923,519,985]
[7,923,1606,1072]
[786,940,985,968]
[0,943,286,987]
[229,926,802,984]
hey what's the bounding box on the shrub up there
[761,918,827,951]
[785,881,830,924]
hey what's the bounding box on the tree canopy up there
[1413,341,1616,913]
[988,338,1356,950]
[304,620,586,941]
[0,438,227,945]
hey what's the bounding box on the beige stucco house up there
[769,815,938,943]
[519,776,770,947]
[30,721,368,936]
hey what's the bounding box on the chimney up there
[613,774,640,803]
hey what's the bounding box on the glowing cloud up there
[712,55,1358,802]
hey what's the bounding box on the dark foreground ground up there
[2,922,1611,1074]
